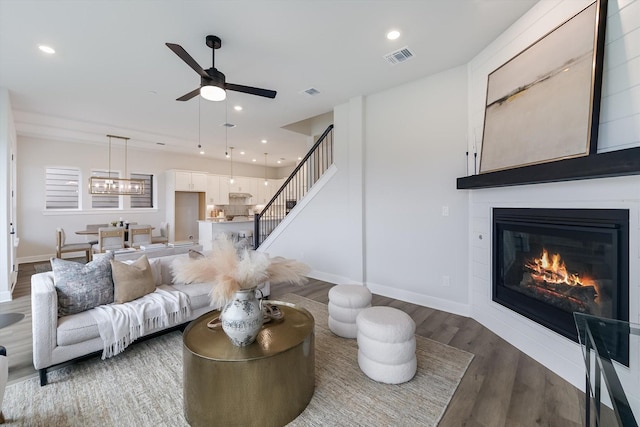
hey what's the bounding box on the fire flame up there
[525,249,595,288]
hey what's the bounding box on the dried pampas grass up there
[266,257,311,286]
[172,235,311,307]
[171,256,217,285]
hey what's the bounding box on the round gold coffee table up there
[183,302,315,427]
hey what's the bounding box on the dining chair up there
[56,228,92,262]
[92,227,125,256]
[85,223,109,245]
[151,222,169,244]
[127,224,153,248]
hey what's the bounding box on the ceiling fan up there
[166,35,277,102]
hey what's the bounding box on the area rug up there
[3,294,473,427]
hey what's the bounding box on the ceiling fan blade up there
[166,43,209,79]
[176,87,201,101]
[226,83,277,99]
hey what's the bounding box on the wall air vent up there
[383,46,415,65]
[302,87,320,96]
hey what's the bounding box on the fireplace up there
[492,208,629,345]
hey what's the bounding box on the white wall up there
[266,68,471,316]
[466,0,640,406]
[17,134,269,263]
[363,66,470,315]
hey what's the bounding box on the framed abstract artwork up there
[479,0,607,174]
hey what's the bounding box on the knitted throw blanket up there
[90,285,192,359]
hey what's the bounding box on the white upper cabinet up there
[229,177,255,194]
[229,177,258,204]
[256,178,270,205]
[207,175,229,205]
[175,171,207,192]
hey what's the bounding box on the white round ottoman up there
[356,306,417,384]
[328,285,372,338]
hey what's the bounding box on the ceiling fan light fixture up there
[200,84,226,101]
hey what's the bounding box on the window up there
[45,167,80,209]
[130,173,154,208]
[91,170,120,209]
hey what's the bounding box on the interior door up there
[174,191,200,242]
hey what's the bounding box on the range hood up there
[229,192,253,198]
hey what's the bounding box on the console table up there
[183,302,315,427]
[574,313,639,426]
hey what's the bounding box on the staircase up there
[254,124,334,248]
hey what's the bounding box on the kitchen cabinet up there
[256,178,283,205]
[206,175,229,205]
[219,176,231,204]
[229,177,258,204]
[256,178,270,205]
[175,171,207,192]
[229,177,256,195]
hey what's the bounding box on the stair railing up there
[254,124,334,248]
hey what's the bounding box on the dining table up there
[75,225,154,238]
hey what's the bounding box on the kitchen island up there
[198,219,254,251]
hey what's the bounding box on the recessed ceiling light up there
[252,158,257,162]
[277,160,281,164]
[298,157,302,161]
[199,150,205,155]
[38,44,55,54]
[240,151,245,155]
[261,139,267,144]
[234,105,243,111]
[387,30,400,40]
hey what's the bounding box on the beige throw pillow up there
[111,255,156,304]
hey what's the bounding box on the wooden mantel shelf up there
[456,146,640,190]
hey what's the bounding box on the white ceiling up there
[0,0,537,167]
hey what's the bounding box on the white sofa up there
[31,253,270,386]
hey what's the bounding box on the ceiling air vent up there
[383,46,415,65]
[221,123,236,128]
[302,87,320,96]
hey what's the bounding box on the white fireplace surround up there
[468,176,639,407]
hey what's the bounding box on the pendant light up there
[89,135,145,195]
[197,97,204,154]
[264,153,269,186]
[229,146,235,184]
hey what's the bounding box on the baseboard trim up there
[366,281,471,317]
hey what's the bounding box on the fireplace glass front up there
[492,208,629,344]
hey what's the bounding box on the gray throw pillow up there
[51,253,115,317]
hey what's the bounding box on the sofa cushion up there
[156,254,188,285]
[111,255,156,304]
[57,310,100,346]
[51,253,115,317]
[149,258,163,286]
[169,282,213,310]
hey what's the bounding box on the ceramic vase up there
[220,288,263,346]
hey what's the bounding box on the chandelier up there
[89,135,145,195]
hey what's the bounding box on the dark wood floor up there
[0,261,586,426]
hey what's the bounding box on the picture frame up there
[479,0,607,174]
